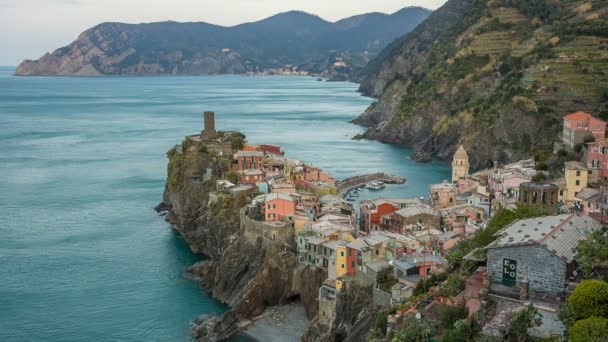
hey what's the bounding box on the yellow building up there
[336,244,349,278]
[561,161,589,205]
[452,145,470,183]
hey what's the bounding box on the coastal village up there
[186,111,608,341]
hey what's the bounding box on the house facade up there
[264,193,295,222]
[562,111,606,148]
[486,214,600,298]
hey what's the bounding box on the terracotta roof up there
[564,111,593,121]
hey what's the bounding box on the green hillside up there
[356,0,608,168]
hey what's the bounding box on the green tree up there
[568,317,608,342]
[226,171,239,184]
[506,304,542,342]
[576,229,608,280]
[568,279,608,319]
[231,136,245,151]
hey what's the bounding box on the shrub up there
[439,304,468,328]
[569,279,608,319]
[568,317,608,342]
[392,318,434,342]
[576,229,608,280]
[442,318,481,342]
[507,304,542,341]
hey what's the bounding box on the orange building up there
[265,193,295,222]
[235,150,264,171]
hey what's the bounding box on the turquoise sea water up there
[0,66,450,341]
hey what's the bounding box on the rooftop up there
[366,259,391,272]
[487,214,601,262]
[565,161,588,171]
[235,150,264,157]
[564,111,594,121]
[393,206,439,218]
[265,193,294,202]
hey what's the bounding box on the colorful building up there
[359,200,400,233]
[264,193,295,222]
[259,144,284,156]
[585,139,608,181]
[560,161,589,205]
[429,180,460,209]
[562,111,606,148]
[381,206,440,233]
[235,150,264,171]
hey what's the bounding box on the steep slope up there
[159,137,327,341]
[355,0,608,168]
[15,8,430,76]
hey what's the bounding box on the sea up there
[0,66,450,341]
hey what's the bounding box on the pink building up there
[265,193,295,222]
[585,139,608,180]
[562,111,606,148]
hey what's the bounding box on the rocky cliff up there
[303,280,378,342]
[159,137,326,341]
[16,8,430,76]
[355,0,608,168]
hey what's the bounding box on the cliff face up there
[16,8,430,76]
[160,138,326,341]
[355,0,608,168]
[303,281,378,342]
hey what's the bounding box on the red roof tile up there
[564,111,592,121]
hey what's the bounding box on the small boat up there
[368,181,385,191]
[158,211,168,216]
[316,78,323,81]
[349,192,359,198]
[346,197,355,202]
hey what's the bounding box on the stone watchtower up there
[201,111,217,139]
[452,145,470,183]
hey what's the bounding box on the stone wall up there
[487,244,566,298]
[372,287,391,308]
[240,208,295,248]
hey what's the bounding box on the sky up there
[0,0,447,66]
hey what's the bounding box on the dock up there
[337,173,406,195]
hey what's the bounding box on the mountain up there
[354,0,608,168]
[15,7,431,76]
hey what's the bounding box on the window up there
[375,250,379,255]
[576,180,580,186]
[351,261,355,268]
[449,198,453,203]
[560,190,564,196]
[340,251,344,257]
[348,249,351,256]
[341,264,345,269]
[576,171,581,177]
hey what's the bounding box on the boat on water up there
[316,78,323,81]
[348,191,359,197]
[366,181,385,190]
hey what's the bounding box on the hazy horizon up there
[0,0,447,66]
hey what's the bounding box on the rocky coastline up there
[157,137,331,341]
